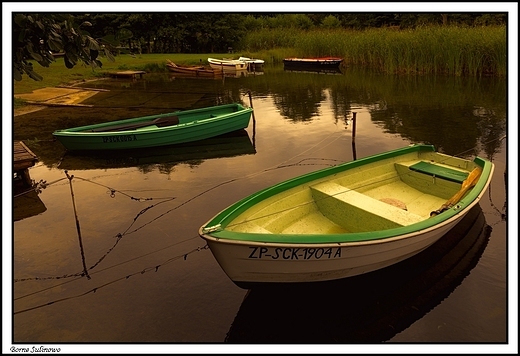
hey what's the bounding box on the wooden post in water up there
[246,90,256,131]
[352,112,357,142]
[351,112,357,160]
[65,170,91,280]
[247,90,253,108]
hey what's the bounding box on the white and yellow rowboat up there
[199,144,494,288]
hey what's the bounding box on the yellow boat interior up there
[226,151,477,235]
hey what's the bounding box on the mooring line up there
[13,244,209,315]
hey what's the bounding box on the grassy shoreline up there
[13,53,232,95]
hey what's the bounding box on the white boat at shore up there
[238,56,264,71]
[238,56,264,65]
[208,58,248,71]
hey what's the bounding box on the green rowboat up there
[199,144,494,288]
[57,130,256,170]
[52,103,253,151]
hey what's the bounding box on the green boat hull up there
[52,103,253,151]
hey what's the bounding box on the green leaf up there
[36,20,45,31]
[104,48,116,62]
[14,14,27,27]
[116,28,133,41]
[37,60,50,68]
[64,45,78,62]
[81,47,91,59]
[86,36,101,50]
[23,62,34,71]
[29,52,44,62]
[64,56,75,69]
[48,38,63,52]
[17,28,26,42]
[99,34,119,47]
[27,69,43,81]
[14,67,22,81]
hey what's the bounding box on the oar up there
[90,116,179,132]
[430,167,482,217]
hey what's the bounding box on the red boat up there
[283,57,344,70]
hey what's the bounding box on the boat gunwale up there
[200,144,494,244]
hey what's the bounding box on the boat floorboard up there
[281,211,348,234]
[361,180,447,218]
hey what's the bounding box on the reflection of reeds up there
[243,26,506,76]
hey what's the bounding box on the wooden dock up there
[106,70,146,80]
[14,141,38,188]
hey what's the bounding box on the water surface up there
[11,65,509,352]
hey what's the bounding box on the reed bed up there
[242,25,506,77]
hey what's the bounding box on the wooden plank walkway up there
[14,141,38,171]
[14,87,99,111]
[14,141,38,188]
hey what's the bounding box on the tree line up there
[72,13,508,54]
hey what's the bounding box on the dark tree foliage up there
[13,13,132,81]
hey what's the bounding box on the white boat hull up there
[208,57,248,71]
[204,207,473,287]
[238,56,265,65]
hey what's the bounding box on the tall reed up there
[242,25,506,76]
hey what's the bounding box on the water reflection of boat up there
[225,204,490,343]
[284,67,343,75]
[57,129,256,170]
[223,70,264,78]
[169,70,264,81]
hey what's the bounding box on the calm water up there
[10,65,510,352]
